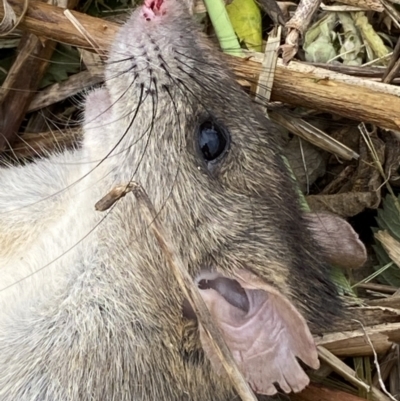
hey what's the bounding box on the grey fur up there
[0,1,343,400]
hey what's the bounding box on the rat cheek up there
[193,269,320,396]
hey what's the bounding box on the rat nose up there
[141,0,167,20]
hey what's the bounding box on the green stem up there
[203,0,244,57]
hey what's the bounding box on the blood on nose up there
[144,0,165,16]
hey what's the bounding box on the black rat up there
[0,0,366,400]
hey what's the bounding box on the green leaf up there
[39,44,82,89]
[331,266,357,297]
[203,0,243,56]
[304,13,338,63]
[226,0,262,52]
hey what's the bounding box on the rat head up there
[82,0,362,396]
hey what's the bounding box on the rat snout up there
[140,0,186,22]
[141,0,167,21]
[108,0,194,93]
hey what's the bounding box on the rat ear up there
[305,212,367,269]
[195,270,319,396]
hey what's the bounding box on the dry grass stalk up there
[63,9,107,58]
[315,320,400,357]
[95,182,258,401]
[355,321,397,400]
[318,346,371,391]
[269,109,359,160]
[270,58,400,97]
[27,69,104,113]
[321,4,373,11]
[357,283,397,295]
[379,0,400,29]
[95,183,136,212]
[255,24,281,107]
[367,297,400,309]
[317,346,393,401]
[2,128,81,161]
[236,55,400,130]
[323,0,384,11]
[293,383,371,400]
[280,0,321,63]
[375,231,400,269]
[372,345,399,387]
[358,123,400,211]
[383,36,400,84]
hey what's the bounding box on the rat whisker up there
[0,83,145,215]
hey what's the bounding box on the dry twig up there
[355,320,397,401]
[95,182,258,401]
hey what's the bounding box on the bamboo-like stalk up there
[202,0,243,56]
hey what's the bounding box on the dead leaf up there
[306,192,377,217]
[284,136,328,193]
[375,230,400,269]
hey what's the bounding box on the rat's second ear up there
[305,212,367,269]
[195,269,319,396]
[84,87,111,127]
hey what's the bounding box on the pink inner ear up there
[196,270,319,396]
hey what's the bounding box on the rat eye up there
[198,121,228,162]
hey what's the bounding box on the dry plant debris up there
[1,0,400,399]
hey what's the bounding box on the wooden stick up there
[1,128,81,161]
[317,346,392,401]
[3,0,118,49]
[292,383,371,401]
[0,33,56,150]
[3,0,400,130]
[315,321,400,357]
[27,69,104,113]
[0,0,80,150]
[233,56,400,131]
[328,0,384,11]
